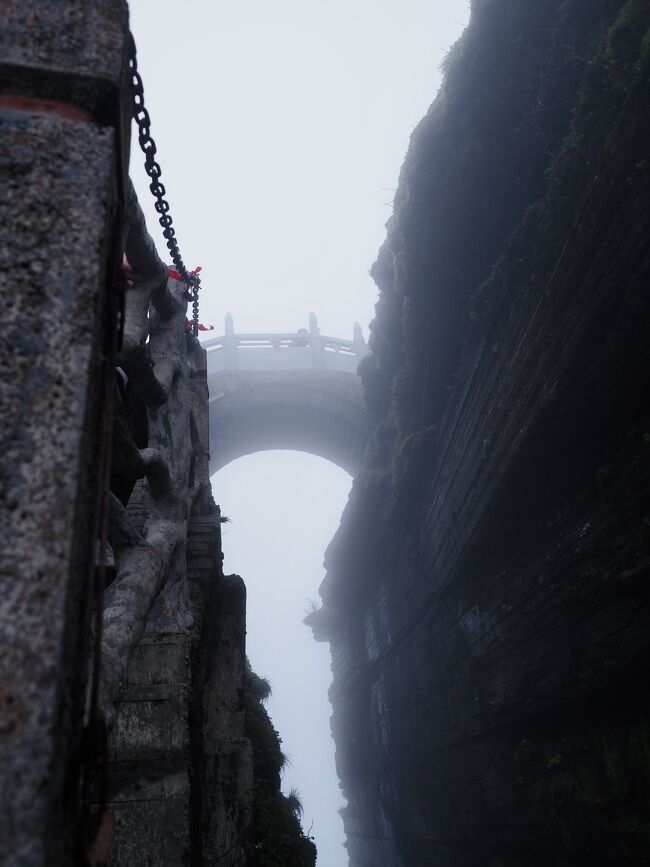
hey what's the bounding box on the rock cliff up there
[314,2,650,864]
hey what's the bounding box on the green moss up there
[246,661,273,703]
[364,0,649,470]
[244,665,317,867]
[606,0,650,64]
[248,785,317,867]
[391,425,438,480]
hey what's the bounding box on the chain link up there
[128,33,201,335]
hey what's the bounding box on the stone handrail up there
[203,313,368,373]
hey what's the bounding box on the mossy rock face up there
[322,0,650,864]
[365,0,648,455]
[248,786,317,867]
[244,665,317,867]
[244,690,284,793]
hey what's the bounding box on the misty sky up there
[130,2,470,864]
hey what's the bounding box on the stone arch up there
[208,369,371,476]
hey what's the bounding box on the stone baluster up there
[309,312,325,369]
[224,312,238,371]
[353,321,367,358]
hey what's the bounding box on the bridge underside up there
[208,370,371,477]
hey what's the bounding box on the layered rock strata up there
[314,2,650,865]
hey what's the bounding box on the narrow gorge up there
[1,1,649,866]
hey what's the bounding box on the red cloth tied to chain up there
[184,320,214,333]
[168,264,202,282]
[168,265,210,332]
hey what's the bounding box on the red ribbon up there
[168,264,202,282]
[184,320,214,333]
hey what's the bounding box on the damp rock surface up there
[321,2,650,865]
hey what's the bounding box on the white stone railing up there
[203,312,368,374]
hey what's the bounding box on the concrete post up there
[224,312,238,371]
[309,312,325,369]
[0,4,129,866]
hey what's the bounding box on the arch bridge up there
[205,313,372,476]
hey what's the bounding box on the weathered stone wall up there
[107,333,252,867]
[107,513,251,867]
[0,3,129,864]
[0,8,256,862]
[318,2,650,865]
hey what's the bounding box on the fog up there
[130,1,470,863]
[214,453,351,860]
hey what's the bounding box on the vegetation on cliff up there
[322,1,650,864]
[363,0,649,464]
[244,662,317,867]
[343,0,650,582]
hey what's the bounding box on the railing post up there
[309,312,325,369]
[353,321,367,358]
[225,312,238,371]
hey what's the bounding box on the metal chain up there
[128,33,201,335]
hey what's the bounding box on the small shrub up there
[244,665,317,867]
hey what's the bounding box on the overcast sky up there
[130,2,470,864]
